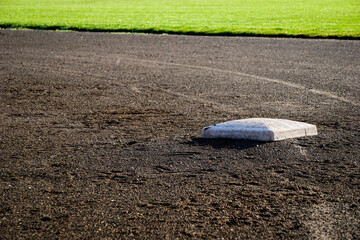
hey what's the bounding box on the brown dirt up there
[1,30,359,239]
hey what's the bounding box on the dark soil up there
[1,29,359,239]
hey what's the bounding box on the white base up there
[202,118,317,141]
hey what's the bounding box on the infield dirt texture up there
[1,30,359,239]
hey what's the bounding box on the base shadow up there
[183,137,268,150]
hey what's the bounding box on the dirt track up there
[1,30,359,239]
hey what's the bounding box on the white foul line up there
[120,57,359,106]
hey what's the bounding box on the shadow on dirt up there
[183,137,268,150]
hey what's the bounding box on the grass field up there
[0,0,359,38]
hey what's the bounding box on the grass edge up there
[1,24,359,40]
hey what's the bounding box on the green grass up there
[1,0,359,38]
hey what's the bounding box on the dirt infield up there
[1,30,359,239]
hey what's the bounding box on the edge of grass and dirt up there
[1,24,359,40]
[1,0,359,39]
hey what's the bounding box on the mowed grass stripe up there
[1,0,359,38]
